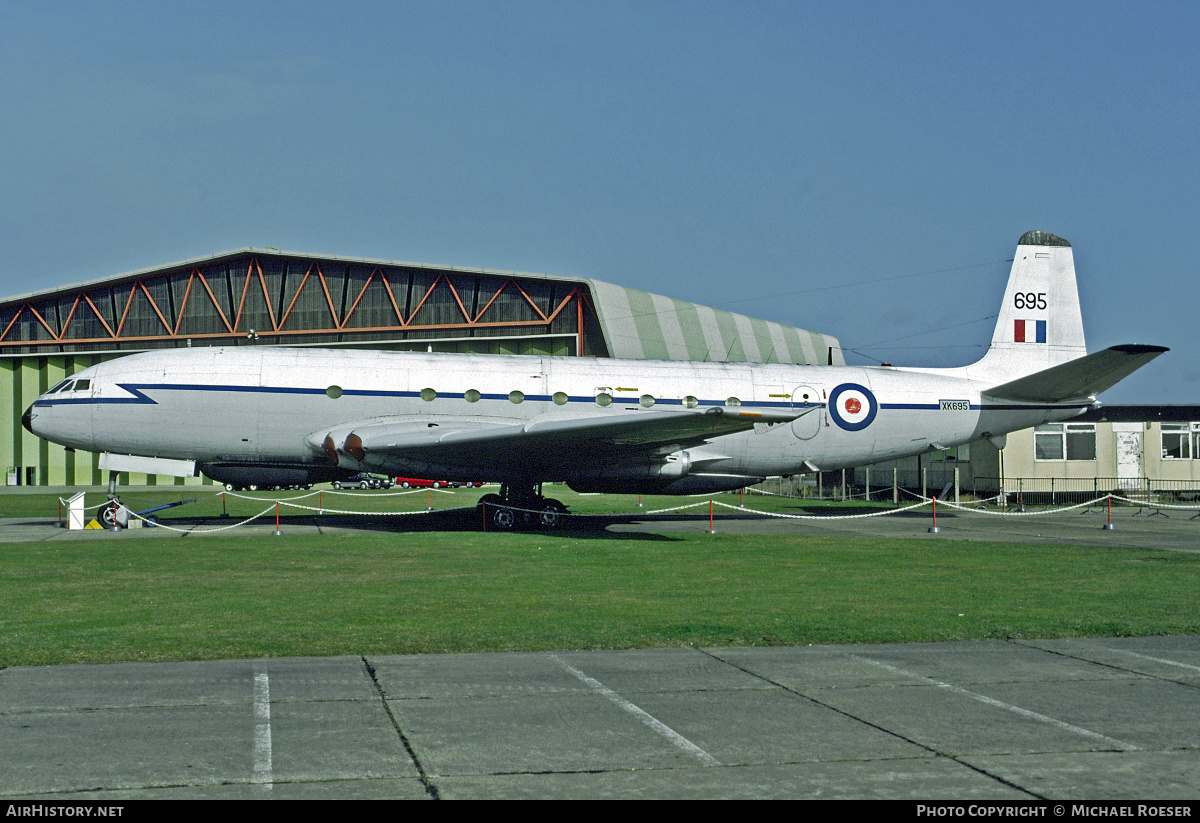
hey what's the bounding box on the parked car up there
[395,477,454,489]
[331,474,394,490]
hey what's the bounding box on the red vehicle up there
[395,477,451,488]
[395,478,484,489]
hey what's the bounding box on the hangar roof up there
[0,248,842,365]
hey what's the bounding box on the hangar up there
[1,248,843,487]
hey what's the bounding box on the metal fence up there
[748,473,1200,506]
[750,469,963,503]
[971,477,1200,506]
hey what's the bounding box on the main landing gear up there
[476,482,568,531]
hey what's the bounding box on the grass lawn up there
[2,517,1197,665]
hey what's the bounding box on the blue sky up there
[1,0,1195,403]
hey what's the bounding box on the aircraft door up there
[790,385,822,440]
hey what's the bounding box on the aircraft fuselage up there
[27,345,1084,488]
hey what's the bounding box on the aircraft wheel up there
[491,506,517,530]
[224,483,235,492]
[248,484,259,492]
[538,499,567,530]
[100,505,117,528]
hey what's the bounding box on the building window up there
[1035,423,1096,461]
[933,444,970,463]
[1161,423,1200,460]
[1066,424,1097,461]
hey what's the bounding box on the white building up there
[852,406,1200,503]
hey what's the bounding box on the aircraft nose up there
[21,404,33,434]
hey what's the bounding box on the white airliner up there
[24,231,1165,529]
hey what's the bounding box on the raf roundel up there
[828,383,878,431]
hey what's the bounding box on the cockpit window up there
[74,379,90,391]
[49,380,71,394]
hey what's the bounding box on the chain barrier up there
[124,505,280,534]
[937,496,1103,517]
[57,487,1200,534]
[1109,494,1200,512]
[713,499,930,519]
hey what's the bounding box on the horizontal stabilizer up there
[984,345,1168,403]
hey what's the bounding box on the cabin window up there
[552,391,568,405]
[640,394,655,408]
[595,392,612,407]
[420,388,437,402]
[326,385,343,399]
[464,389,481,403]
[684,395,698,409]
[725,397,741,407]
[508,390,524,404]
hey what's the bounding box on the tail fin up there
[968,230,1087,384]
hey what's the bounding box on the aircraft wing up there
[312,405,800,475]
[984,344,1168,404]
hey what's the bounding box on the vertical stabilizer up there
[967,230,1087,384]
